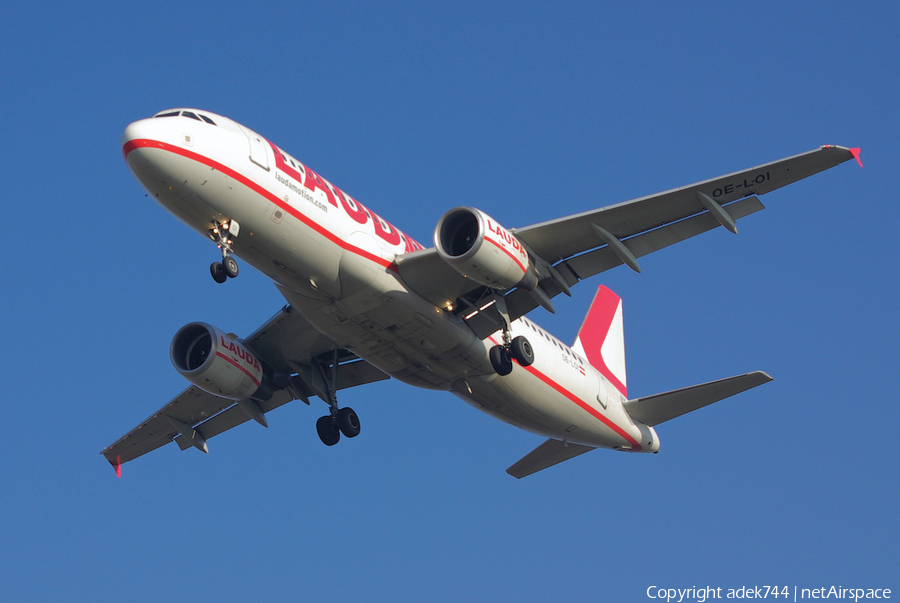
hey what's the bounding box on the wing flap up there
[623,371,773,426]
[567,195,764,281]
[504,196,764,322]
[506,438,595,479]
[515,145,857,264]
[102,386,230,466]
[172,388,296,451]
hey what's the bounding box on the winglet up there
[849,147,863,168]
[111,456,122,478]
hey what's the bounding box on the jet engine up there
[170,322,271,401]
[434,207,538,291]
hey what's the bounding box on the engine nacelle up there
[434,207,537,291]
[170,322,269,401]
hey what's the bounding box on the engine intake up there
[170,322,270,401]
[434,207,537,291]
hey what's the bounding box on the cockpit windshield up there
[153,110,217,126]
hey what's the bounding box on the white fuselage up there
[122,109,658,453]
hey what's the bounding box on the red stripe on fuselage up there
[488,336,641,451]
[528,365,640,450]
[123,139,397,271]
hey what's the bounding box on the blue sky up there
[1,1,896,601]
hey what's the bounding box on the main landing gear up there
[490,335,534,376]
[482,292,535,376]
[310,350,361,446]
[208,219,240,284]
[316,407,361,446]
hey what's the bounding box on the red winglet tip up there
[112,456,122,478]
[849,147,863,168]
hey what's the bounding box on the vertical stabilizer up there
[572,286,627,398]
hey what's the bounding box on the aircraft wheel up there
[510,336,534,367]
[489,345,513,376]
[336,407,361,438]
[210,262,227,283]
[316,416,340,446]
[223,256,239,278]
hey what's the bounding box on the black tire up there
[223,255,239,278]
[336,407,361,438]
[489,345,513,376]
[510,336,534,367]
[210,262,227,283]
[316,415,340,446]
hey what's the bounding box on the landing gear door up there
[240,126,270,170]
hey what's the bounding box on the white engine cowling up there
[434,207,537,291]
[170,322,267,400]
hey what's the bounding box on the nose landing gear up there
[208,219,240,283]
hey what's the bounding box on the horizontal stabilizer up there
[506,438,595,479]
[623,371,772,426]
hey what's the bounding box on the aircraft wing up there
[101,305,389,474]
[396,146,860,336]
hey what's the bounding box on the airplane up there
[102,108,861,478]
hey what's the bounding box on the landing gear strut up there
[208,219,240,283]
[486,294,534,376]
[310,350,361,446]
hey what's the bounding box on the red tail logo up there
[571,286,627,398]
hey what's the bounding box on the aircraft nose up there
[121,118,156,156]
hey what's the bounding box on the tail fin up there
[572,286,627,398]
